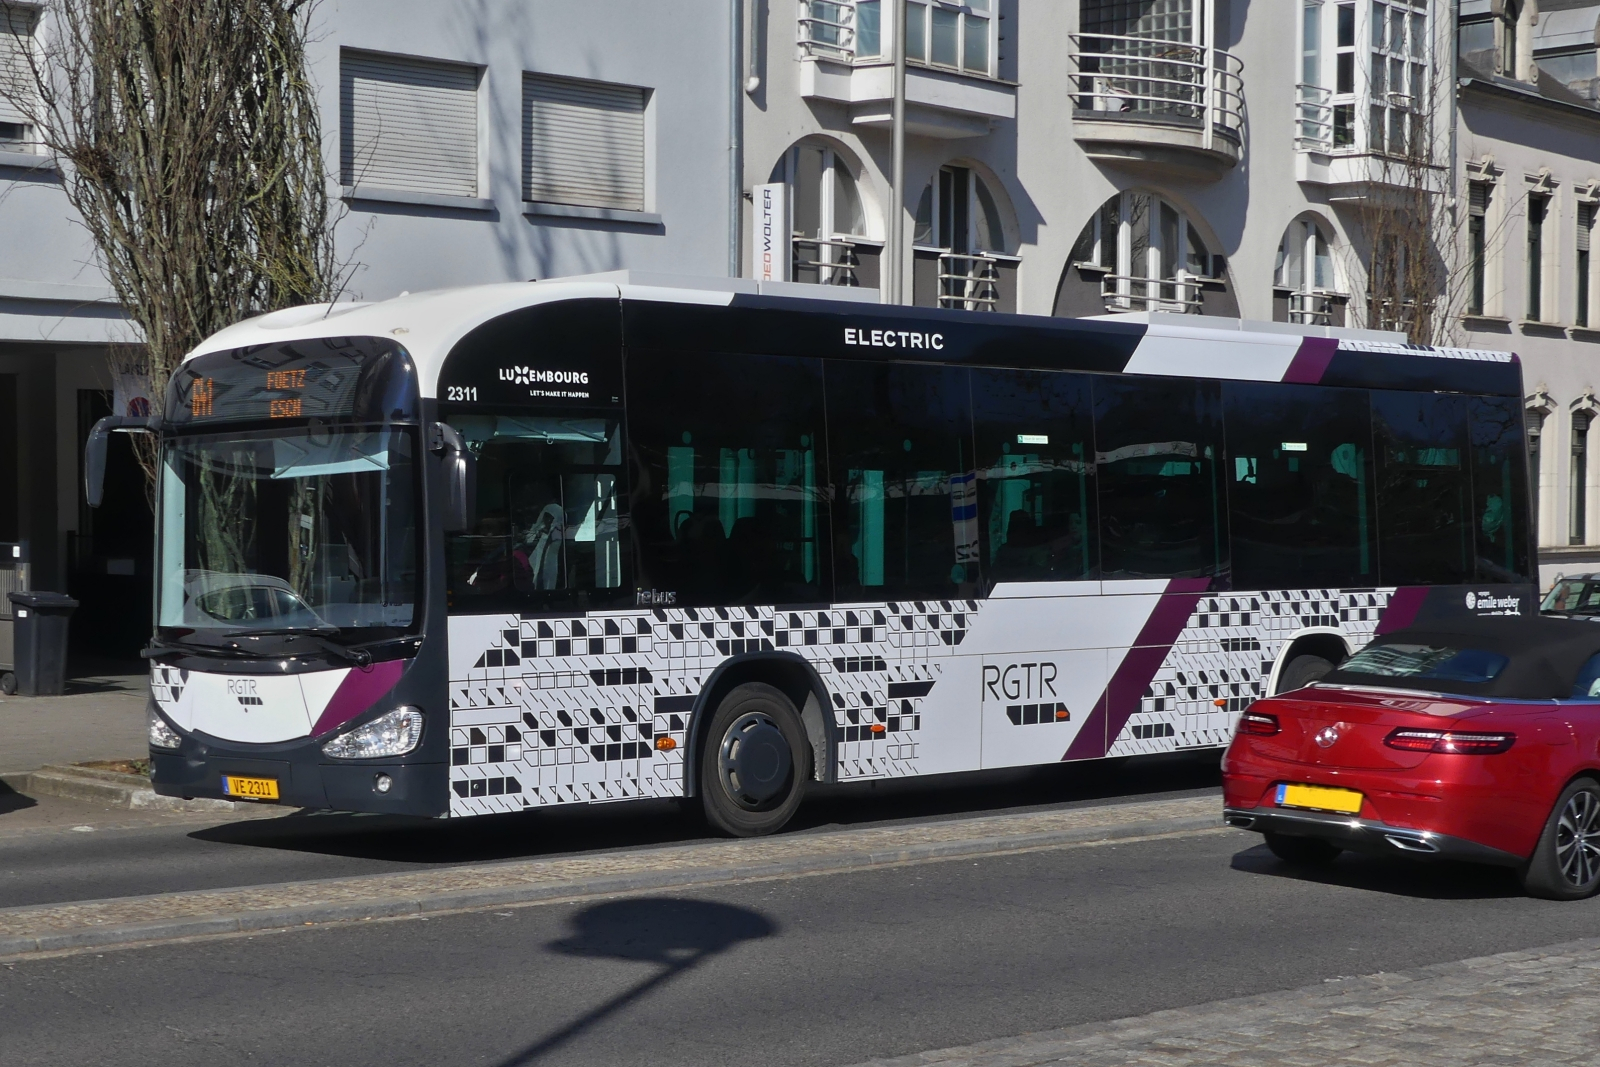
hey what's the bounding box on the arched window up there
[912,164,1015,311]
[1273,217,1343,325]
[771,142,877,286]
[1069,191,1216,312]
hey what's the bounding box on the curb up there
[0,811,1227,959]
[0,766,240,813]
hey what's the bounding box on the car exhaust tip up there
[1385,834,1439,853]
[1225,814,1256,829]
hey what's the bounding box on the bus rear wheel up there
[699,682,810,837]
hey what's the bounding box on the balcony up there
[911,249,1019,312]
[1291,84,1446,197]
[1067,33,1244,180]
[797,0,1016,139]
[792,236,882,289]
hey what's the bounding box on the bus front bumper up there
[151,739,445,817]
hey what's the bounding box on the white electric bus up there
[86,274,1534,835]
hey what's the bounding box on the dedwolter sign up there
[752,182,789,282]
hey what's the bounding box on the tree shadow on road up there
[0,780,38,816]
[1230,841,1525,900]
[492,897,777,1066]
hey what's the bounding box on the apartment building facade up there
[0,0,1596,660]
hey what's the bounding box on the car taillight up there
[1239,711,1280,736]
[1383,728,1516,754]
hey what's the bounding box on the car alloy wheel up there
[1555,789,1600,889]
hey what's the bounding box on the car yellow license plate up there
[221,775,280,801]
[1276,782,1363,814]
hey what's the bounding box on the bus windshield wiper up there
[223,627,372,668]
[142,639,259,660]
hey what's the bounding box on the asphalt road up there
[0,753,1223,909]
[7,829,1600,1067]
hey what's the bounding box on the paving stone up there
[846,936,1600,1067]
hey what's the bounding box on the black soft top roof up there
[1323,615,1600,699]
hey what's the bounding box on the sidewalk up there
[0,674,148,774]
[849,938,1600,1067]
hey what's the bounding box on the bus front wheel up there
[699,682,810,837]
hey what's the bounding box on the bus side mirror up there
[430,422,476,533]
[85,416,158,508]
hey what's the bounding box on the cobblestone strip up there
[846,937,1600,1067]
[0,796,1223,958]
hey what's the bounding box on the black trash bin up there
[8,592,79,697]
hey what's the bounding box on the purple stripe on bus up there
[311,659,405,736]
[1281,336,1338,384]
[1374,586,1428,635]
[1062,578,1210,761]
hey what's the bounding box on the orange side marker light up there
[655,736,677,751]
[1213,698,1227,707]
[869,723,886,734]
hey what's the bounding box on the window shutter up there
[1581,203,1595,252]
[1469,181,1490,216]
[523,73,647,211]
[1527,410,1546,438]
[340,51,479,197]
[0,3,38,128]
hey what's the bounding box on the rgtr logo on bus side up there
[982,661,1071,726]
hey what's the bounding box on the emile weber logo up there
[1465,591,1521,614]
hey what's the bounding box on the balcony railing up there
[794,236,867,286]
[798,0,859,61]
[1287,290,1344,326]
[938,252,1003,311]
[1067,33,1244,147]
[1099,272,1206,314]
[1295,84,1333,151]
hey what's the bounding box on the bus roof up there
[185,272,1520,401]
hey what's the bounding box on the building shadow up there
[1230,841,1525,900]
[492,897,777,1066]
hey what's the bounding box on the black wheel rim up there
[1556,789,1600,888]
[717,711,792,811]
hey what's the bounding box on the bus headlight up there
[148,708,182,750]
[322,707,424,760]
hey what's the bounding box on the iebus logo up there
[499,366,590,386]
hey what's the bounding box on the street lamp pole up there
[885,0,907,304]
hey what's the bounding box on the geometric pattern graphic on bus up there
[446,600,975,817]
[1108,588,1392,757]
[446,587,1389,817]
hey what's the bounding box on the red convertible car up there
[1223,615,1600,899]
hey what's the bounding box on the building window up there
[773,142,875,286]
[1581,203,1595,328]
[1468,181,1490,315]
[1527,192,1549,322]
[1070,191,1217,314]
[914,164,1010,310]
[341,51,480,198]
[1275,218,1340,324]
[904,0,994,77]
[1528,408,1545,542]
[523,73,647,212]
[1367,0,1427,156]
[0,2,38,152]
[1573,410,1592,545]
[1332,2,1356,146]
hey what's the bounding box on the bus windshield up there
[156,425,418,641]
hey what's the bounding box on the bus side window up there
[1094,377,1229,581]
[824,361,977,600]
[1468,395,1533,583]
[1371,391,1472,586]
[969,367,1097,585]
[1222,381,1374,589]
[625,350,827,607]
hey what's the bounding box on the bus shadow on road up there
[1229,842,1525,900]
[186,751,1223,866]
[492,897,776,1066]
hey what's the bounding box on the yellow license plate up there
[221,775,280,801]
[1276,782,1363,815]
